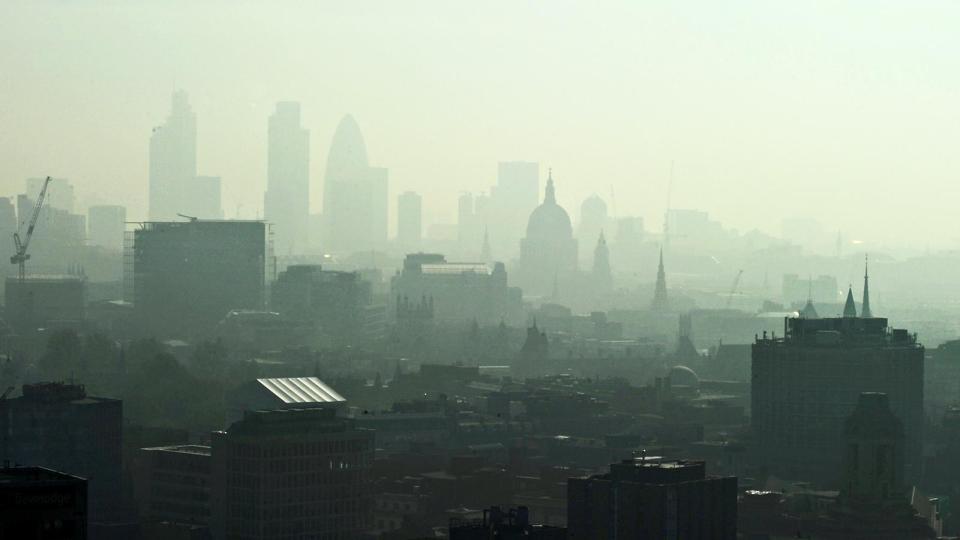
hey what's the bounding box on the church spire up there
[652,247,669,312]
[480,227,492,264]
[592,230,612,292]
[843,285,857,318]
[544,168,556,204]
[861,255,873,318]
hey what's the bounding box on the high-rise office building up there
[27,177,75,213]
[397,191,422,251]
[88,205,126,252]
[150,90,197,221]
[0,383,122,521]
[567,458,737,539]
[489,161,539,258]
[752,311,924,483]
[264,102,310,255]
[132,220,268,337]
[322,115,388,253]
[210,408,374,540]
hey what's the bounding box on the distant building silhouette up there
[578,195,608,259]
[149,90,197,220]
[397,191,422,251]
[652,248,669,311]
[264,102,310,255]
[392,253,523,326]
[88,205,126,252]
[591,231,612,293]
[488,161,540,258]
[322,114,388,253]
[271,264,384,346]
[517,171,578,297]
[862,256,873,318]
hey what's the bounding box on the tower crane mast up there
[11,176,52,281]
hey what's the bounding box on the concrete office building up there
[0,466,88,540]
[132,220,268,337]
[135,445,212,528]
[567,458,737,539]
[210,408,374,540]
[0,383,121,521]
[752,314,924,483]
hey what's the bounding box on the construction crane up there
[725,269,744,310]
[11,176,52,281]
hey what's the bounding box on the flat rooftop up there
[141,445,212,456]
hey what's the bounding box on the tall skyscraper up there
[264,102,310,255]
[489,161,539,258]
[322,115,388,253]
[88,205,126,252]
[149,91,197,220]
[397,191,422,251]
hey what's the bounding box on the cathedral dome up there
[526,173,573,240]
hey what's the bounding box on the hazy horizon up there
[3,1,959,249]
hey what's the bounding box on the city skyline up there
[4,2,960,249]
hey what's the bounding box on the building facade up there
[567,458,737,539]
[391,253,524,326]
[210,408,374,540]
[132,220,268,337]
[0,466,87,540]
[752,316,924,483]
[0,383,121,521]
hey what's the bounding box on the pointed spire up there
[861,254,873,318]
[480,227,492,263]
[843,285,857,318]
[544,168,556,204]
[652,247,669,312]
[592,230,612,291]
[800,274,819,318]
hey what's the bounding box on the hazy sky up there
[2,1,959,247]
